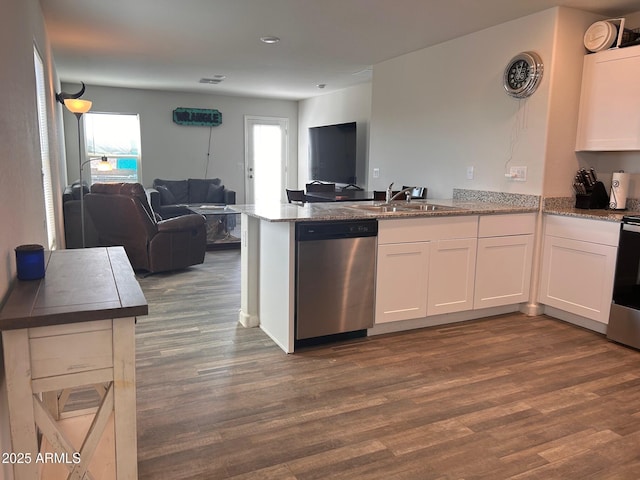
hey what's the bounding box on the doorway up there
[244,116,288,205]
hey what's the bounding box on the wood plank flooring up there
[134,250,640,479]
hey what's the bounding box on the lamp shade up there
[64,98,92,114]
[97,157,113,171]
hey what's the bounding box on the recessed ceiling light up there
[317,84,326,89]
[260,36,280,44]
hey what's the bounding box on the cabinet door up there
[576,46,640,151]
[427,238,477,316]
[539,235,617,323]
[474,235,533,309]
[375,242,429,324]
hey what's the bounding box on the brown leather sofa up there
[85,182,207,273]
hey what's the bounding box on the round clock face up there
[503,52,543,99]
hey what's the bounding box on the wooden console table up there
[0,247,148,480]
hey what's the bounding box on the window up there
[34,47,56,249]
[83,112,141,184]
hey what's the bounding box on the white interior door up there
[244,116,288,205]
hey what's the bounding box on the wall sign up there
[172,107,222,127]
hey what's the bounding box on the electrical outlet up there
[466,166,474,180]
[510,166,527,182]
[373,168,380,178]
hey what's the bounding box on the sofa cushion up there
[206,183,226,204]
[153,179,189,204]
[188,178,221,204]
[156,185,176,205]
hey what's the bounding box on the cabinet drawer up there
[478,213,536,237]
[379,216,478,244]
[544,214,619,246]
[29,328,114,379]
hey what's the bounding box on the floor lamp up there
[63,98,92,247]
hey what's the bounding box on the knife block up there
[575,181,609,209]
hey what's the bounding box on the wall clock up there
[503,51,543,99]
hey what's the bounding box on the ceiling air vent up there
[199,75,226,84]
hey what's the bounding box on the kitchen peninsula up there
[236,191,540,353]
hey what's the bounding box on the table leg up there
[2,329,40,479]
[112,317,137,479]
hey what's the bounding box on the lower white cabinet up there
[375,242,429,323]
[473,213,536,309]
[539,215,619,324]
[375,216,478,324]
[427,238,477,316]
[375,214,539,325]
[474,235,534,309]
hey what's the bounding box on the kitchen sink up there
[348,204,407,213]
[398,203,458,211]
[347,203,458,213]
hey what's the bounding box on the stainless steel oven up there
[608,215,640,349]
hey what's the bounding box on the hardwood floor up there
[134,250,640,479]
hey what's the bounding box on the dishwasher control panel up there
[296,219,378,241]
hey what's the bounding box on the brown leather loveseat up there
[85,182,207,273]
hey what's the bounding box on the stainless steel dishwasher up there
[295,219,377,344]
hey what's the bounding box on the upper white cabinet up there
[474,213,536,309]
[539,215,619,324]
[576,45,640,151]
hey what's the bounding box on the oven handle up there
[622,223,640,233]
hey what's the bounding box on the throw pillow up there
[156,185,176,205]
[188,178,221,203]
[153,179,189,203]
[206,183,225,204]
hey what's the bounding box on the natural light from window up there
[84,113,141,184]
[252,124,282,205]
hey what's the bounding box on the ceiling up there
[41,0,639,101]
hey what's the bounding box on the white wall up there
[1,1,66,479]
[542,8,601,197]
[299,8,640,200]
[298,83,372,189]
[62,85,298,204]
[369,8,561,199]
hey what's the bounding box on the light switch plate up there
[466,166,474,180]
[510,166,527,181]
[373,168,380,178]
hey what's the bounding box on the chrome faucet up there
[385,183,413,204]
[385,183,394,203]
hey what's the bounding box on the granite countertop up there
[231,191,639,223]
[233,199,538,223]
[542,197,640,223]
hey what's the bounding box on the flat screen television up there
[308,122,357,185]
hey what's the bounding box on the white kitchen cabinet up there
[375,242,429,323]
[473,213,536,309]
[539,215,619,324]
[427,237,477,316]
[375,216,478,324]
[575,45,640,151]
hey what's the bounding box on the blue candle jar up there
[15,244,45,280]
